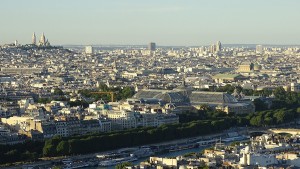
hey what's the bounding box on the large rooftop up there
[134,89,238,105]
[212,74,242,79]
[134,89,189,104]
[190,91,237,104]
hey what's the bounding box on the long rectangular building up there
[1,68,44,75]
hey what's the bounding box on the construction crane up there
[90,92,115,102]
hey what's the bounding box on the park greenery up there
[1,85,300,165]
[37,83,135,108]
[69,85,134,108]
[115,162,133,169]
[77,85,135,102]
[199,84,272,97]
[42,118,234,157]
[0,141,44,164]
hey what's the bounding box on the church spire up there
[39,32,46,46]
[32,32,36,45]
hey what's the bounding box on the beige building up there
[291,83,300,92]
[237,62,253,73]
[89,100,179,130]
[1,116,33,132]
[212,74,246,83]
[18,98,34,114]
[237,62,262,73]
[107,110,137,130]
[149,157,177,168]
[1,116,43,136]
[1,68,44,75]
[276,153,300,167]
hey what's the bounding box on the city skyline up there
[0,0,300,46]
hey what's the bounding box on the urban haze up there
[1,1,300,169]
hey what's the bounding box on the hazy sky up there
[0,0,299,46]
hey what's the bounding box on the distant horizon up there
[3,42,300,48]
[61,43,300,47]
[1,0,299,45]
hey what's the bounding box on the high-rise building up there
[256,45,263,54]
[216,41,222,52]
[148,42,156,51]
[210,44,216,53]
[32,32,36,45]
[85,46,94,54]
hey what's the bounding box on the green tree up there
[216,84,235,94]
[21,151,36,161]
[271,100,286,109]
[43,144,56,157]
[250,116,263,126]
[52,166,62,169]
[199,166,210,169]
[253,99,267,111]
[296,107,300,118]
[98,83,109,91]
[211,120,226,131]
[121,86,134,99]
[78,89,92,97]
[43,136,62,157]
[285,92,298,106]
[37,98,51,104]
[274,110,286,124]
[235,86,243,93]
[262,88,272,97]
[53,88,64,95]
[264,117,274,126]
[56,141,69,155]
[242,89,254,96]
[115,162,133,169]
[273,87,287,101]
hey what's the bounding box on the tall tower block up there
[256,45,263,54]
[148,42,156,51]
[216,41,222,52]
[85,46,94,55]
